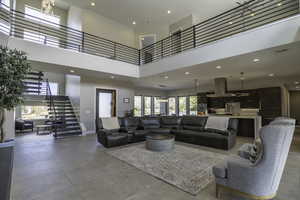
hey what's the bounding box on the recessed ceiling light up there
[110,75,115,79]
[296,86,300,89]
[167,10,171,14]
[185,72,190,75]
[251,13,255,17]
[240,77,245,80]
[216,66,222,69]
[70,70,75,73]
[294,81,299,85]
[132,21,136,25]
[90,2,95,6]
[253,58,260,62]
[277,3,282,6]
[228,21,233,25]
[268,73,275,77]
[164,76,169,79]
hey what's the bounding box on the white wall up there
[82,9,136,48]
[140,14,300,77]
[65,74,80,119]
[8,37,139,77]
[67,6,82,31]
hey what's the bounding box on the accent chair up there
[213,121,295,199]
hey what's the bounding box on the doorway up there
[139,34,156,64]
[96,89,116,121]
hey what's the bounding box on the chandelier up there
[41,0,55,15]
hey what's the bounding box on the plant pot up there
[0,141,14,200]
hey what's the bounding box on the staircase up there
[22,71,45,95]
[22,71,82,138]
[46,95,82,138]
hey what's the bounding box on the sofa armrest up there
[97,129,121,136]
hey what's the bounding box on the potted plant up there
[0,46,31,200]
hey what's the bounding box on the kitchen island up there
[205,115,262,139]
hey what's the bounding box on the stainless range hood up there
[206,78,249,97]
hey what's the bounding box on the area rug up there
[107,143,228,195]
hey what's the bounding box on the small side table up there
[36,125,52,135]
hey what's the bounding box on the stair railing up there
[45,79,57,122]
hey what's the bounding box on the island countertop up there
[200,115,262,139]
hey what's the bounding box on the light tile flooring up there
[11,130,300,200]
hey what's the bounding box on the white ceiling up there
[132,42,300,91]
[56,0,237,33]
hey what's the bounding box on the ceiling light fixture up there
[164,76,169,79]
[253,58,260,62]
[132,21,136,25]
[228,21,233,25]
[70,70,75,73]
[216,66,222,69]
[296,86,300,89]
[90,2,95,6]
[167,10,171,14]
[185,72,190,75]
[294,81,299,85]
[268,73,275,77]
[110,75,115,79]
[251,13,255,17]
[277,3,282,6]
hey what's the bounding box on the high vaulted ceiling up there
[57,0,237,32]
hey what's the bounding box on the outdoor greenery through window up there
[134,96,142,116]
[178,97,187,116]
[144,96,152,116]
[154,97,161,115]
[189,96,198,115]
[168,97,176,116]
[21,106,49,120]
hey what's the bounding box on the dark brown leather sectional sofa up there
[96,116,238,150]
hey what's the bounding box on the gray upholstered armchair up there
[213,122,295,200]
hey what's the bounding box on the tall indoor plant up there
[0,45,31,200]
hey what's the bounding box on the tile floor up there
[11,130,300,200]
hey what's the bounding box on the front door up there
[96,89,116,122]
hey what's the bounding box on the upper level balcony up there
[0,0,299,74]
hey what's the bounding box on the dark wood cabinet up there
[259,87,282,125]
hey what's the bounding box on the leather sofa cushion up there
[124,118,140,129]
[142,119,160,129]
[205,128,230,136]
[134,130,148,137]
[147,128,171,134]
[181,117,207,128]
[161,117,179,126]
[183,125,204,131]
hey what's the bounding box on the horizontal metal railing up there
[0,0,299,66]
[0,3,140,65]
[140,0,300,64]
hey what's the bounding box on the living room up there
[0,0,300,200]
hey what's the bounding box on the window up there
[189,96,198,115]
[144,96,152,116]
[178,97,187,116]
[24,30,59,47]
[0,0,10,10]
[25,6,60,27]
[168,97,176,116]
[134,96,142,117]
[21,106,49,120]
[154,97,161,115]
[0,0,10,34]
